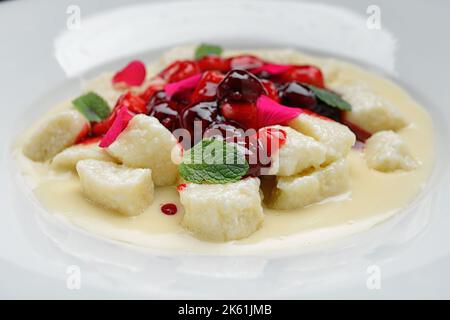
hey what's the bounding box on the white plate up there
[1,0,450,299]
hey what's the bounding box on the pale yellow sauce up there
[13,50,435,254]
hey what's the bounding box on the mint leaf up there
[72,92,110,122]
[179,139,249,184]
[306,85,352,111]
[195,43,223,60]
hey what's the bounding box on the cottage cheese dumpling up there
[76,159,154,216]
[288,113,356,163]
[107,114,182,186]
[52,141,116,170]
[23,110,89,162]
[332,84,406,134]
[365,130,417,172]
[179,178,264,241]
[268,126,327,176]
[267,159,350,210]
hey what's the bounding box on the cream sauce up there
[13,49,435,254]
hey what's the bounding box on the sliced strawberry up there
[278,65,325,88]
[158,60,200,83]
[191,71,225,103]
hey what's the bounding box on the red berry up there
[220,101,257,129]
[197,55,230,72]
[279,82,316,109]
[191,71,225,103]
[158,60,200,83]
[217,69,266,103]
[279,65,325,88]
[260,79,279,102]
[116,92,147,114]
[147,91,180,131]
[139,81,164,104]
[228,55,264,70]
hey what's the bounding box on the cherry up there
[191,71,225,103]
[217,69,266,103]
[116,92,147,114]
[158,60,200,83]
[139,81,164,104]
[181,101,221,146]
[204,121,244,141]
[197,55,230,72]
[260,79,279,102]
[278,65,324,88]
[308,101,342,122]
[147,91,180,131]
[220,101,257,129]
[228,55,264,70]
[279,82,317,109]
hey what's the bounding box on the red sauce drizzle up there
[161,203,178,215]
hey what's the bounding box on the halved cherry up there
[220,101,258,129]
[217,69,266,103]
[147,91,180,131]
[260,79,279,102]
[278,65,325,88]
[116,92,147,114]
[158,60,200,83]
[228,55,265,70]
[139,81,164,104]
[197,55,230,72]
[191,71,225,103]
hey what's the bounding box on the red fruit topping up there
[260,79,279,102]
[112,60,146,86]
[257,127,287,157]
[191,71,225,103]
[159,60,200,83]
[74,123,90,144]
[139,82,164,104]
[147,90,181,131]
[279,65,324,88]
[197,55,230,72]
[229,55,264,70]
[161,203,178,215]
[116,91,147,114]
[217,69,266,103]
[92,112,116,137]
[176,184,187,192]
[279,82,317,109]
[220,101,258,129]
[251,63,292,75]
[255,95,303,128]
[164,73,202,99]
[99,106,134,148]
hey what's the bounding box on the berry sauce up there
[161,203,178,215]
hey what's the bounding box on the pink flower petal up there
[256,95,303,128]
[164,73,202,99]
[112,60,146,86]
[251,63,292,75]
[99,107,134,148]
